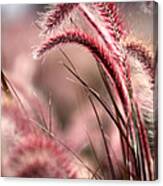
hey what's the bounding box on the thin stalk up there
[97,64,127,168]
[97,63,126,128]
[86,131,105,178]
[32,91,48,130]
[91,159,104,179]
[2,72,29,118]
[88,95,115,179]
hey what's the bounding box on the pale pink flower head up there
[2,134,77,178]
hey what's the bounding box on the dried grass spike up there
[94,2,126,41]
[39,3,78,34]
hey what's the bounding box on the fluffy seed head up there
[3,134,77,178]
